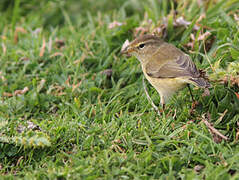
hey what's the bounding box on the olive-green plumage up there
[121,35,210,105]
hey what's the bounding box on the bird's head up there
[121,35,163,63]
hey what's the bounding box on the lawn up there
[0,0,239,179]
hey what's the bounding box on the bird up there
[121,34,210,109]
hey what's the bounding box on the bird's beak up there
[120,46,134,55]
[120,46,128,55]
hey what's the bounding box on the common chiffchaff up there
[121,35,210,106]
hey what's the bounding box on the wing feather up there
[146,43,200,79]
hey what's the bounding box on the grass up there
[0,0,239,179]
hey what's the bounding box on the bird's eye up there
[138,43,145,49]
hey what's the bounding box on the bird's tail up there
[189,69,211,88]
[189,77,211,88]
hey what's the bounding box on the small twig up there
[202,114,228,141]
[142,77,161,116]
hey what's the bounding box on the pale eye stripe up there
[135,40,159,47]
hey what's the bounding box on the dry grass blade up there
[235,92,239,99]
[3,87,29,97]
[50,52,64,58]
[37,79,46,92]
[48,37,53,53]
[217,109,228,124]
[198,31,211,41]
[14,27,27,44]
[14,87,29,96]
[0,72,6,82]
[202,114,228,142]
[1,43,6,55]
[108,21,124,29]
[39,38,46,57]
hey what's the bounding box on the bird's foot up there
[190,101,199,115]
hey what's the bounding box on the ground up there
[0,0,239,179]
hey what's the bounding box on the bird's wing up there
[145,43,200,78]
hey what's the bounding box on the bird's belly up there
[143,71,187,102]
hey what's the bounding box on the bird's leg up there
[187,84,195,102]
[187,84,199,113]
[162,103,166,112]
[142,77,161,116]
[160,96,166,113]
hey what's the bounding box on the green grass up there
[0,0,239,179]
